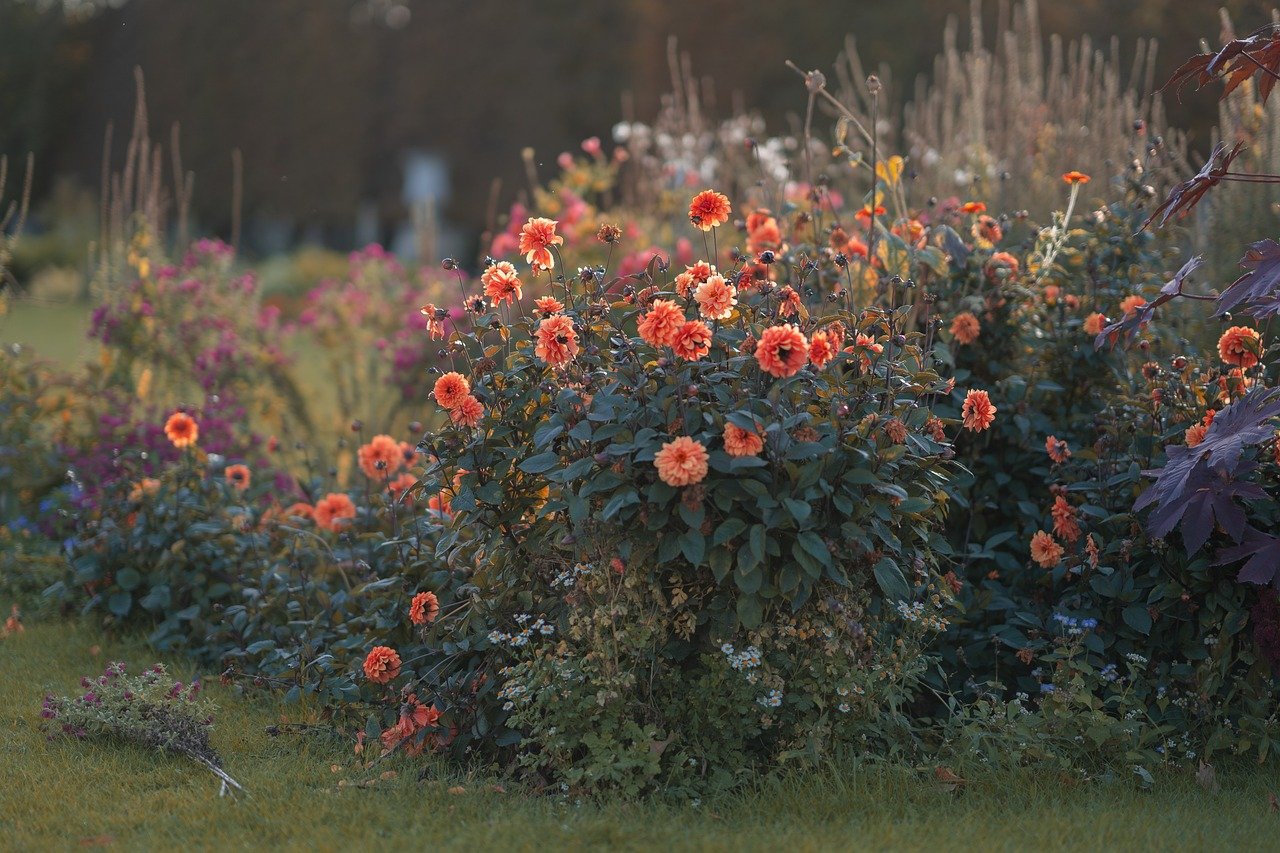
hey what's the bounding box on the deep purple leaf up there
[1215,526,1280,588]
[1216,239,1280,317]
[1142,141,1245,232]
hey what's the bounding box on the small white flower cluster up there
[489,615,555,649]
[721,643,762,672]
[551,562,592,590]
[757,689,783,708]
[1203,635,1219,647]
[497,681,528,711]
[895,601,949,631]
[1125,652,1148,666]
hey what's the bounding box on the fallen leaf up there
[448,785,466,795]
[487,784,507,794]
[1196,761,1219,794]
[380,771,398,781]
[934,766,967,790]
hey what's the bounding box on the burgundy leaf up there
[1163,25,1280,107]
[1215,526,1280,588]
[1141,141,1245,232]
[1216,239,1280,316]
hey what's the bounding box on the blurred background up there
[2,0,1274,270]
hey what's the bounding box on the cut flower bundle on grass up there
[42,662,246,798]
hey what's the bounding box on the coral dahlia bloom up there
[972,214,1002,245]
[419,302,446,339]
[481,260,523,306]
[723,422,764,457]
[777,286,803,318]
[961,389,997,432]
[1051,495,1081,544]
[960,201,987,214]
[694,274,738,320]
[518,217,563,270]
[950,312,980,345]
[637,299,686,348]
[314,492,357,532]
[1030,530,1064,568]
[164,411,199,449]
[1218,325,1262,368]
[671,320,712,361]
[410,591,440,625]
[224,464,251,492]
[129,478,161,502]
[534,295,564,316]
[449,394,485,428]
[885,419,908,444]
[654,436,709,487]
[1119,295,1146,317]
[363,646,401,684]
[675,261,716,298]
[387,472,418,500]
[755,324,810,378]
[987,251,1020,279]
[688,190,731,231]
[808,330,836,369]
[535,314,579,368]
[358,434,404,479]
[1045,435,1071,464]
[1062,170,1091,184]
[281,502,314,521]
[1083,312,1106,336]
[433,372,471,410]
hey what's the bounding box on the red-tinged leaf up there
[1164,26,1280,107]
[1217,239,1280,316]
[1142,142,1245,231]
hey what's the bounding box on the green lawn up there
[1,619,1276,851]
[1,300,93,365]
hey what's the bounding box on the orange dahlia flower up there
[419,302,446,339]
[164,411,199,449]
[449,394,485,428]
[481,260,523,306]
[637,299,686,348]
[961,389,997,432]
[534,295,564,316]
[776,286,803,318]
[960,201,987,214]
[1217,325,1262,368]
[987,251,1020,279]
[1030,530,1064,568]
[689,190,731,231]
[129,478,161,502]
[535,314,579,368]
[723,421,764,457]
[387,472,418,500]
[363,646,401,684]
[1062,170,1091,184]
[224,464,251,491]
[808,330,836,369]
[1051,495,1081,544]
[694,274,738,320]
[675,261,716,299]
[281,501,314,521]
[433,372,471,410]
[358,434,404,479]
[518,217,563,270]
[972,214,1002,245]
[1119,295,1147,317]
[950,312,980,345]
[1045,435,1071,464]
[314,492,357,532]
[654,436,709,487]
[1083,312,1106,336]
[671,320,712,361]
[410,590,440,625]
[755,324,809,378]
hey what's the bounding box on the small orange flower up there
[654,436,709,487]
[1045,435,1071,464]
[950,312,980,345]
[776,286,803,318]
[987,251,1020,279]
[637,299,686,348]
[281,502,314,521]
[363,646,402,684]
[387,472,418,500]
[129,478,161,502]
[224,464,251,491]
[449,394,485,428]
[534,295,564,315]
[314,492,357,532]
[1085,534,1100,569]
[675,261,716,298]
[1217,325,1262,368]
[535,314,579,368]
[164,411,199,449]
[925,416,946,442]
[688,190,731,230]
[518,217,563,270]
[1062,170,1091,184]
[1083,312,1106,335]
[755,324,809,378]
[961,389,997,432]
[960,201,987,214]
[747,215,781,253]
[1185,410,1215,447]
[1051,495,1081,544]
[885,419,908,444]
[410,591,440,625]
[358,434,404,479]
[427,493,452,518]
[808,330,836,369]
[481,260,523,306]
[1119,295,1147,317]
[723,421,764,457]
[1030,530,1064,568]
[693,274,737,320]
[419,303,446,339]
[671,320,712,361]
[853,333,883,371]
[433,372,471,410]
[972,214,1002,244]
[855,203,887,222]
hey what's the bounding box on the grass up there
[1,300,93,365]
[1,619,1276,851]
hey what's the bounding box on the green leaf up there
[796,531,831,568]
[680,530,706,566]
[1122,604,1152,635]
[713,518,748,546]
[709,546,732,582]
[107,592,132,617]
[873,556,910,602]
[518,452,560,474]
[115,568,142,591]
[737,594,763,629]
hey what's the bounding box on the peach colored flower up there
[314,492,357,532]
[428,493,452,518]
[481,260,523,306]
[961,389,996,432]
[675,261,716,299]
[1043,284,1061,305]
[950,312,980,345]
[410,591,440,625]
[1062,170,1091,184]
[281,502,314,521]
[694,274,738,320]
[449,394,485,428]
[518,217,563,270]
[755,324,809,378]
[363,646,401,684]
[224,464,251,491]
[1045,435,1071,464]
[1186,410,1215,447]
[1083,312,1106,336]
[852,333,883,371]
[433,372,471,410]
[960,201,987,214]
[747,214,781,253]
[129,478,161,502]
[654,436,709,487]
[972,214,1002,244]
[671,320,712,361]
[534,295,564,315]
[637,299,686,348]
[688,190,731,231]
[1085,534,1100,568]
[855,203,887,223]
[358,434,404,479]
[987,251,1020,279]
[164,411,199,449]
[535,314,579,368]
[419,303,446,339]
[1217,325,1262,368]
[723,421,764,457]
[1030,530,1064,568]
[885,419,908,444]
[1051,495,1081,544]
[1120,295,1146,317]
[925,416,946,442]
[808,330,836,369]
[387,472,418,500]
[776,286,802,318]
